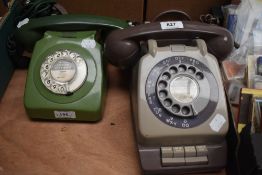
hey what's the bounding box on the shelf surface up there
[0,66,225,175]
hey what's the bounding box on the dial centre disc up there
[50,59,77,83]
[169,76,199,104]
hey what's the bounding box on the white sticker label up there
[81,39,96,49]
[17,18,29,28]
[160,21,184,30]
[209,114,226,132]
[54,111,76,119]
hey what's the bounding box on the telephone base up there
[24,31,106,122]
[138,141,227,174]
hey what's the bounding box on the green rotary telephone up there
[14,14,129,121]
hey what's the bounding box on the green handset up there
[15,14,129,121]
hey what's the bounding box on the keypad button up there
[162,157,185,166]
[196,145,208,157]
[161,147,173,158]
[184,146,196,157]
[173,146,184,157]
[185,156,208,165]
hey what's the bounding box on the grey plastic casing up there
[131,39,229,174]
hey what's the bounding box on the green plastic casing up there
[18,14,129,121]
[24,31,105,121]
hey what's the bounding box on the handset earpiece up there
[206,36,232,60]
[105,35,140,68]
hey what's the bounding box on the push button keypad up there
[161,145,208,167]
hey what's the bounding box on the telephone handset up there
[105,21,233,174]
[105,21,233,68]
[15,14,129,52]
[15,14,129,121]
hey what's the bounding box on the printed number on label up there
[160,21,184,30]
[54,111,76,119]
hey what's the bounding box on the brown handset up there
[105,21,233,68]
[105,21,233,174]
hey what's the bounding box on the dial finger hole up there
[164,99,172,107]
[169,66,178,74]
[45,79,51,86]
[178,64,187,72]
[182,106,190,115]
[51,84,57,90]
[44,64,50,70]
[158,81,167,89]
[196,72,204,80]
[172,104,181,113]
[56,52,61,58]
[70,52,76,58]
[62,51,68,56]
[159,90,167,98]
[41,71,48,78]
[188,66,196,74]
[162,72,171,80]
[48,56,54,63]
[59,86,66,93]
[75,57,83,63]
